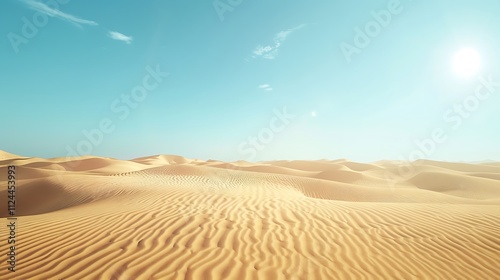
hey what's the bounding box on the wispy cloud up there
[21,0,133,45]
[259,84,273,91]
[23,0,98,27]
[108,31,133,44]
[252,24,306,60]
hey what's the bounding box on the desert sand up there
[1,150,499,279]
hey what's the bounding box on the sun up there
[452,48,481,78]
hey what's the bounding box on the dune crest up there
[1,153,499,279]
[0,150,26,161]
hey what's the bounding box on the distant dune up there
[1,151,499,279]
[0,150,26,161]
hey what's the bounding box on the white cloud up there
[21,1,133,45]
[108,31,133,44]
[23,0,98,27]
[259,84,273,91]
[252,24,306,60]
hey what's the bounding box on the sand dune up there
[0,150,26,160]
[0,151,499,279]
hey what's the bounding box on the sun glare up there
[452,48,481,78]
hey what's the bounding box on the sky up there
[1,0,499,162]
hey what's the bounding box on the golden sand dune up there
[0,151,26,160]
[0,151,499,279]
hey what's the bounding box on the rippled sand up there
[1,151,499,279]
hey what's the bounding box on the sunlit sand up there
[1,151,499,279]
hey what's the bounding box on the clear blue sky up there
[1,0,499,162]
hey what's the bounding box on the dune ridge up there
[1,152,499,279]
